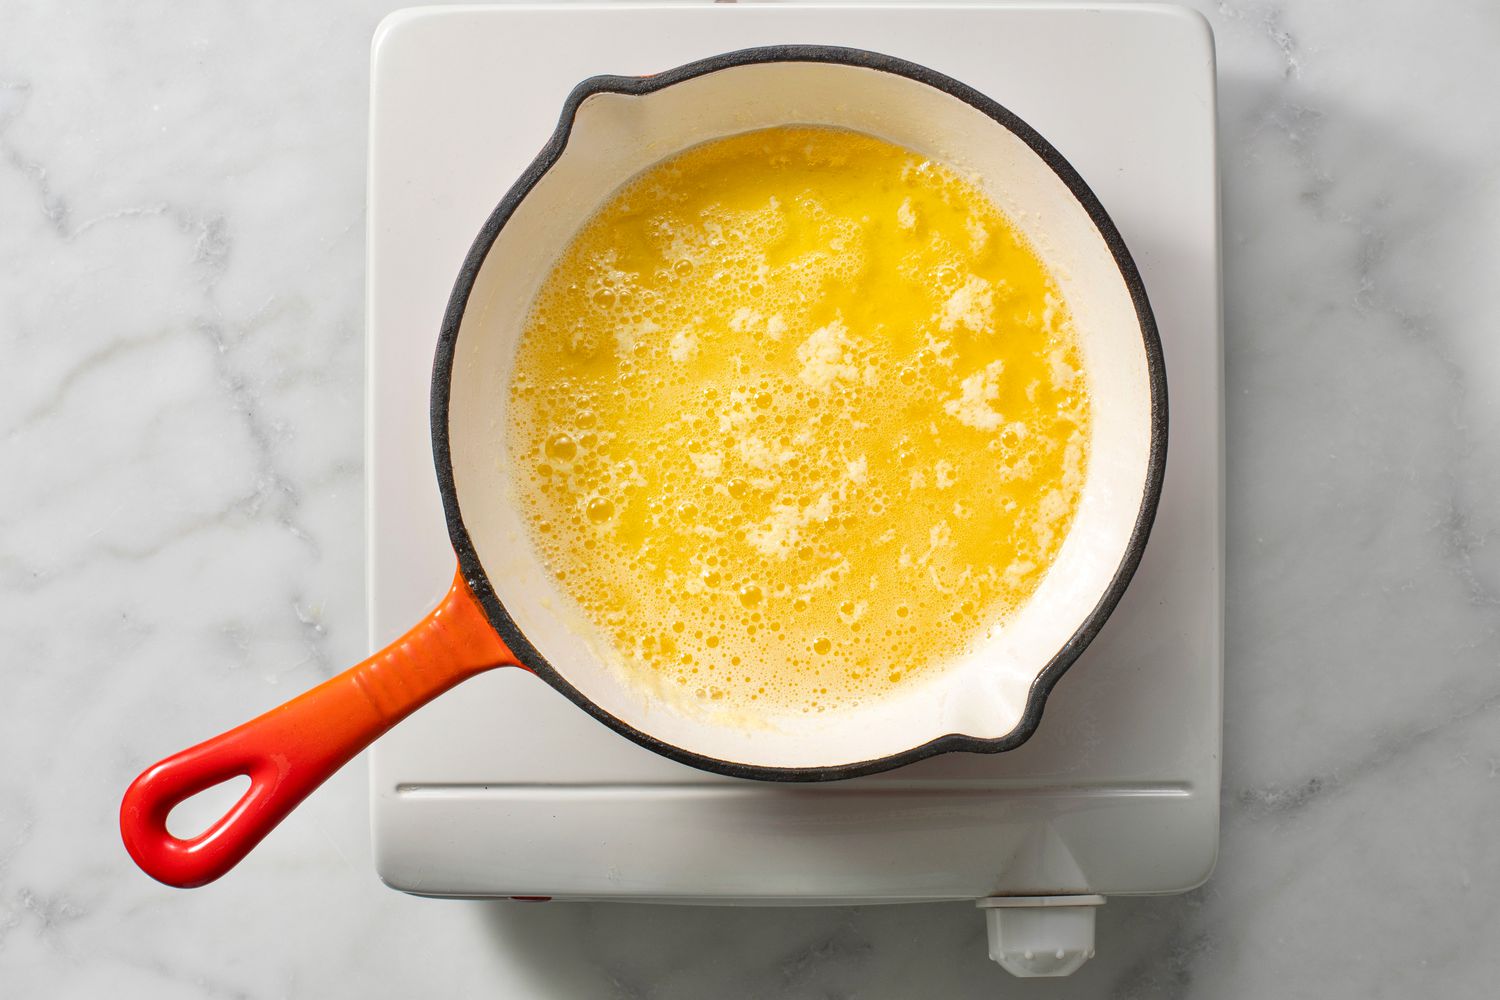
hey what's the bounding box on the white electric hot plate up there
[367,2,1220,978]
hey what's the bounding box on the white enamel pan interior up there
[435,46,1165,779]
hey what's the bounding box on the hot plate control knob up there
[975,894,1105,978]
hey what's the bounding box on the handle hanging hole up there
[165,774,252,840]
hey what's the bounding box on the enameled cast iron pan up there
[120,46,1165,889]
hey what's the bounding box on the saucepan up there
[121,45,1165,889]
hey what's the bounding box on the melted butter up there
[507,127,1090,715]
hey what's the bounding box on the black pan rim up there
[430,43,1168,783]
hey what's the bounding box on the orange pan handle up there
[120,569,517,888]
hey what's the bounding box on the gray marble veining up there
[1,2,1497,997]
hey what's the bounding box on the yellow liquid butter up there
[508,127,1090,714]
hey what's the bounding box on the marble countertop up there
[3,1,1497,996]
